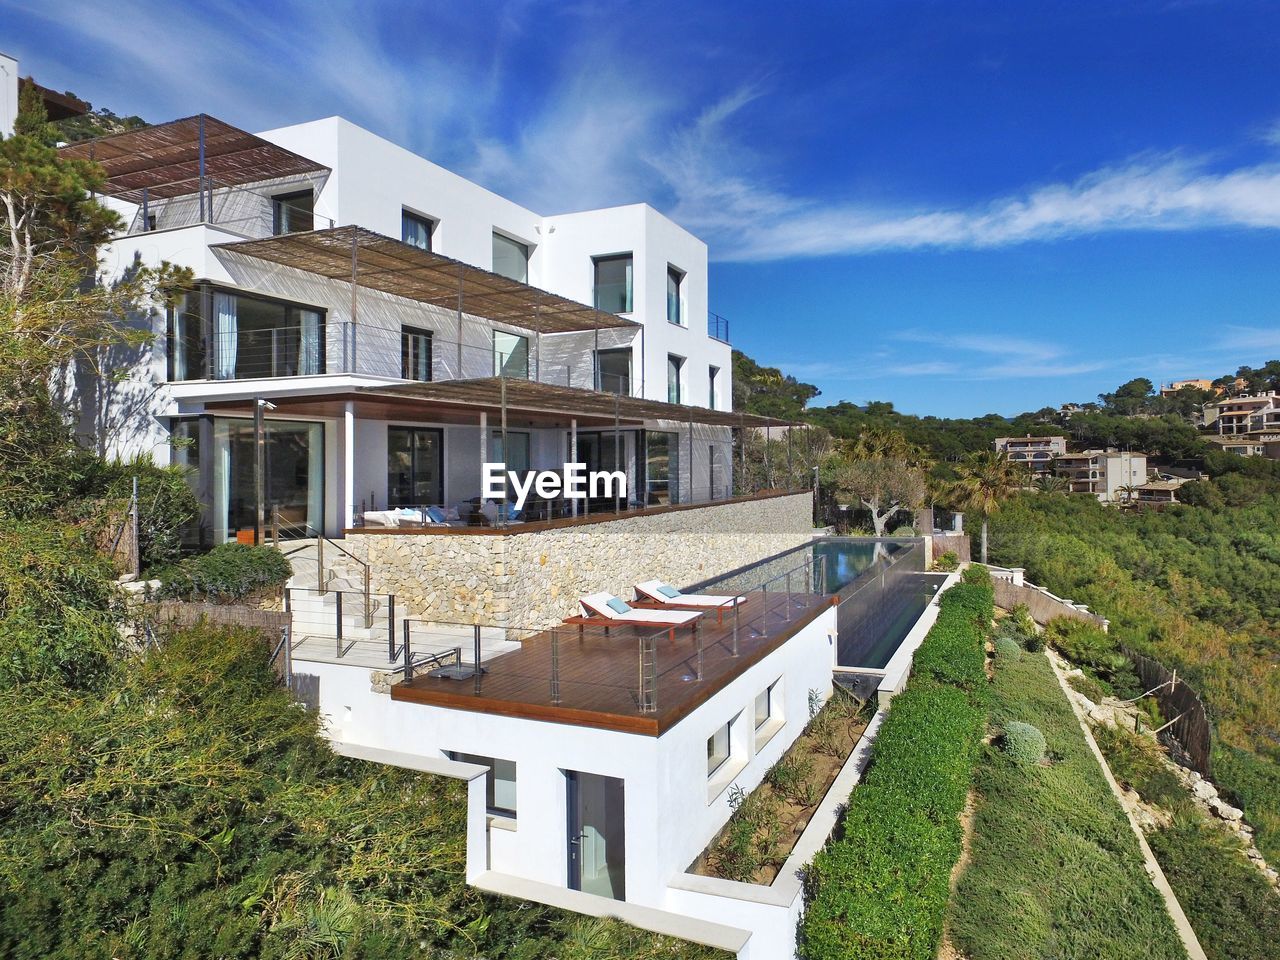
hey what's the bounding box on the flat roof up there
[391,591,834,735]
[214,226,638,335]
[59,114,329,202]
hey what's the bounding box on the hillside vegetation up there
[988,468,1280,862]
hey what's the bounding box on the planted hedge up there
[801,580,991,960]
[157,543,293,603]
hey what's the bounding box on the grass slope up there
[948,649,1186,960]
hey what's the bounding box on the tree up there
[1034,472,1069,494]
[949,450,1026,563]
[731,349,820,419]
[0,91,189,515]
[822,430,930,536]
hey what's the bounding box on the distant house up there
[1052,450,1147,502]
[1159,378,1214,397]
[993,435,1067,475]
[1201,392,1280,459]
[1132,478,1189,508]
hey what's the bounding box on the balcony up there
[708,311,731,344]
[170,319,635,394]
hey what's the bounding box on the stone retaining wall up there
[345,492,814,628]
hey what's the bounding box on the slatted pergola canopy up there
[59,114,329,202]
[213,226,640,335]
[362,378,799,428]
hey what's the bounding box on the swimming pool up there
[691,537,940,670]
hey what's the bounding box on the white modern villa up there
[44,93,959,959]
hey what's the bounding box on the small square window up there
[273,190,314,235]
[402,210,434,251]
[450,751,517,817]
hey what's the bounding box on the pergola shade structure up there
[212,226,639,335]
[59,114,329,202]
[361,378,797,429]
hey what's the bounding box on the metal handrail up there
[273,506,379,628]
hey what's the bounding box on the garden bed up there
[690,690,871,885]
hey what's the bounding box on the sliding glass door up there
[196,287,325,381]
[211,418,324,542]
[388,427,443,507]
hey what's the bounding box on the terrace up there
[388,559,834,735]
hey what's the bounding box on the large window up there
[595,347,631,395]
[667,354,684,404]
[388,427,442,507]
[493,330,529,379]
[492,232,529,282]
[450,752,517,818]
[644,431,679,505]
[211,418,324,543]
[272,189,314,235]
[707,722,731,777]
[171,286,324,382]
[401,325,432,381]
[167,290,206,381]
[402,210,434,251]
[593,254,633,314]
[666,265,684,325]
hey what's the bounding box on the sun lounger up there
[632,580,746,624]
[565,592,702,641]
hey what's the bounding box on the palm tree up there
[1034,472,1069,494]
[1117,483,1138,506]
[950,450,1026,564]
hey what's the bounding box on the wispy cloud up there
[12,1,1280,268]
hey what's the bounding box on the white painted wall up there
[298,607,837,913]
[0,53,17,138]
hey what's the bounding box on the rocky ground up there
[1055,650,1279,890]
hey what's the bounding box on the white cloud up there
[14,1,1280,268]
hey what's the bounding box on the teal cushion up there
[657,585,681,599]
[425,506,447,523]
[606,597,632,614]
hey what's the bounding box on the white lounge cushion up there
[634,580,745,608]
[580,592,701,625]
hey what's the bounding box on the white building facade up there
[66,114,737,544]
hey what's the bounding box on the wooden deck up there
[390,591,836,735]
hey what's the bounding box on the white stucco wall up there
[298,605,836,917]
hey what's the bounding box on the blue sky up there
[6,0,1280,416]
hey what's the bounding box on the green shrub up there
[1045,617,1142,699]
[994,636,1022,661]
[158,543,292,602]
[962,563,993,587]
[891,524,916,536]
[1023,628,1045,653]
[934,550,959,572]
[0,521,121,689]
[1010,602,1036,635]
[1001,721,1047,766]
[1149,816,1280,960]
[83,456,199,571]
[802,581,990,960]
[1068,671,1108,703]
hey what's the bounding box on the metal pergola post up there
[688,409,695,503]
[253,397,265,545]
[456,262,465,377]
[500,374,509,523]
[739,413,746,494]
[594,327,600,390]
[197,115,206,222]
[613,393,621,513]
[141,186,149,231]
[349,228,359,371]
[766,424,773,488]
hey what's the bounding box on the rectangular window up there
[644,431,679,505]
[387,426,443,507]
[450,752,517,818]
[168,290,206,381]
[493,331,529,379]
[707,722,731,777]
[666,265,684,326]
[401,325,432,381]
[207,287,325,380]
[754,681,777,730]
[708,365,719,409]
[211,418,324,544]
[272,190,314,235]
[402,210,434,251]
[489,431,531,476]
[667,354,684,404]
[595,347,631,396]
[593,254,633,314]
[492,232,529,282]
